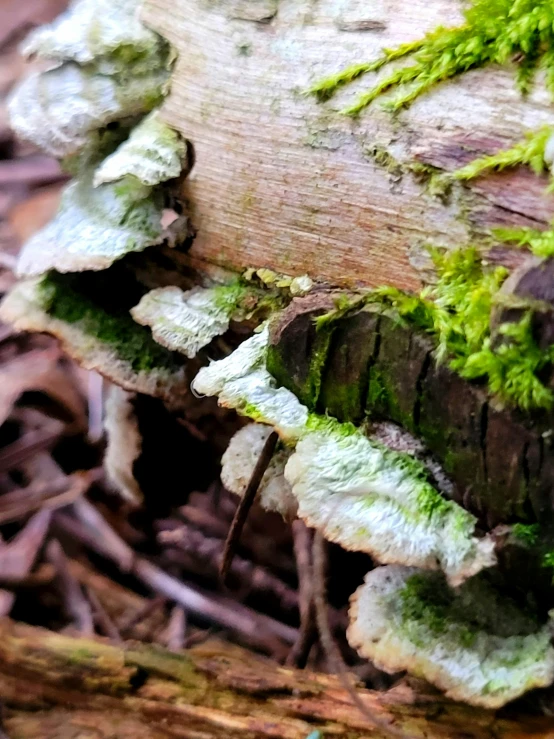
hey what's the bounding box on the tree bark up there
[0,617,553,739]
[142,0,554,292]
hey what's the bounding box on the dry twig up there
[220,430,278,584]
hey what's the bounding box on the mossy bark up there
[1,618,553,739]
[267,299,554,530]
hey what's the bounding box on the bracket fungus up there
[93,110,187,188]
[9,0,172,159]
[221,424,296,519]
[0,277,188,406]
[193,328,496,586]
[192,326,310,439]
[16,168,173,277]
[286,430,495,586]
[347,565,554,708]
[132,283,265,358]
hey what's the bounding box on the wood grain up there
[142,0,554,291]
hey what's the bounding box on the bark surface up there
[143,0,554,290]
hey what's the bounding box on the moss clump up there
[512,522,541,546]
[542,550,554,572]
[310,0,554,116]
[493,223,554,260]
[399,572,539,650]
[373,247,554,410]
[38,271,182,373]
[454,127,553,183]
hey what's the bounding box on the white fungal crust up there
[94,110,187,187]
[0,279,188,406]
[347,566,554,708]
[191,327,309,438]
[8,0,171,159]
[284,431,495,586]
[21,0,163,71]
[8,63,168,160]
[221,424,297,518]
[16,171,167,276]
[104,386,143,503]
[131,283,253,358]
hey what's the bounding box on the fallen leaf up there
[0,349,86,428]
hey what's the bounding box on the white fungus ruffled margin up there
[191,327,554,706]
[348,565,554,708]
[192,327,495,587]
[8,0,189,277]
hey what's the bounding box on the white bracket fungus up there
[0,279,188,406]
[221,424,297,518]
[8,64,169,160]
[285,430,495,586]
[348,565,554,708]
[21,0,164,71]
[193,329,495,584]
[94,111,187,187]
[192,326,310,439]
[9,0,171,159]
[16,170,170,276]
[131,283,259,358]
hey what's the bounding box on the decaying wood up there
[143,0,554,291]
[267,296,554,533]
[1,617,554,739]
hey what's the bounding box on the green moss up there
[38,271,182,373]
[310,0,554,116]
[542,550,554,572]
[454,127,553,182]
[512,522,541,546]
[366,366,414,430]
[493,223,554,260]
[399,573,455,641]
[305,413,358,438]
[372,248,554,411]
[398,572,540,651]
[320,378,366,424]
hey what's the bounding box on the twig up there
[287,521,316,667]
[0,563,55,590]
[0,510,51,617]
[312,532,410,739]
[87,372,104,444]
[0,472,91,524]
[118,595,167,638]
[160,605,187,651]
[158,524,298,614]
[0,427,63,473]
[67,559,166,641]
[69,497,136,572]
[86,586,123,643]
[46,539,94,635]
[220,430,278,584]
[55,499,298,651]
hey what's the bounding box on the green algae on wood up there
[38,271,181,374]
